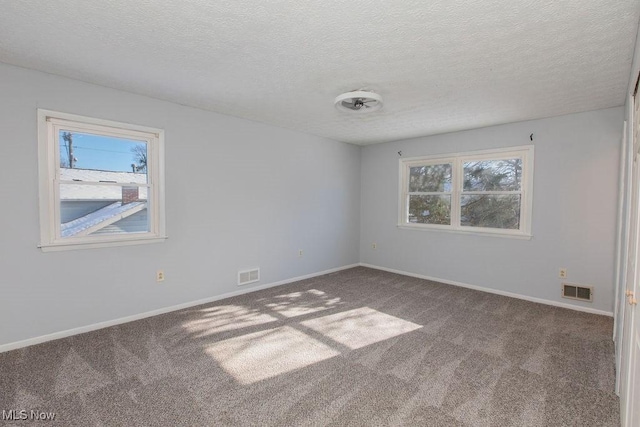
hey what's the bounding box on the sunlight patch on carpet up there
[301,307,422,349]
[184,305,278,337]
[263,289,341,318]
[205,326,339,384]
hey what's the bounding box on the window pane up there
[463,159,521,191]
[408,195,451,225]
[60,167,148,185]
[409,164,452,192]
[58,130,148,182]
[59,184,149,238]
[460,195,520,229]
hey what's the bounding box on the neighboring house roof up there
[61,201,146,238]
[59,168,149,237]
[60,168,148,201]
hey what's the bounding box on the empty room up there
[1,1,640,426]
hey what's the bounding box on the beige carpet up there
[0,267,619,426]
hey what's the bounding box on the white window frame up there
[398,145,534,239]
[37,109,167,251]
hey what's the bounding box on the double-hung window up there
[37,110,166,251]
[399,145,533,238]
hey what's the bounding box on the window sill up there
[38,236,168,252]
[397,224,532,240]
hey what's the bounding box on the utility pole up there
[62,132,75,168]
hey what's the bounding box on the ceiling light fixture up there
[334,90,383,113]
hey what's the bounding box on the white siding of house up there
[91,209,149,235]
[60,201,113,223]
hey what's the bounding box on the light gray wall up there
[0,58,624,347]
[360,107,623,313]
[0,63,361,347]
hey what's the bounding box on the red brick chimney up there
[122,186,139,204]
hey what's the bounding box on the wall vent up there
[561,283,593,302]
[238,268,260,286]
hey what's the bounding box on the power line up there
[65,145,139,155]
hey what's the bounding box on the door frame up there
[619,71,640,427]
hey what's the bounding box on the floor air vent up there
[562,283,593,302]
[238,268,260,286]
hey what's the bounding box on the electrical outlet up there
[372,243,377,249]
[298,249,304,257]
[559,268,567,279]
[157,270,165,282]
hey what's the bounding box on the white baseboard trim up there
[0,263,359,353]
[359,263,614,317]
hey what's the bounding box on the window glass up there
[409,164,452,192]
[460,195,521,229]
[463,159,521,191]
[38,110,165,251]
[399,146,532,236]
[58,130,148,181]
[408,195,451,225]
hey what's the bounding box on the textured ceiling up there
[1,1,639,145]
